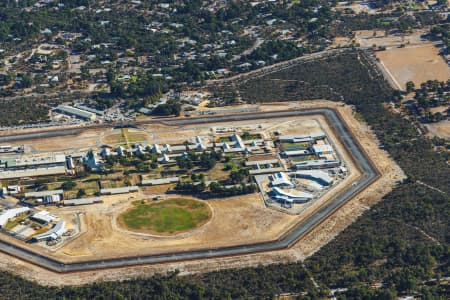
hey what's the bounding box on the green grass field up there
[281,141,309,151]
[120,198,211,234]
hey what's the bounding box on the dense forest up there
[0,51,448,299]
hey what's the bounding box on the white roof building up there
[164,144,172,153]
[271,172,293,187]
[271,187,313,203]
[56,105,97,121]
[293,170,333,186]
[33,220,66,241]
[152,144,162,155]
[283,150,311,157]
[100,186,138,195]
[0,207,30,227]
[25,189,63,198]
[312,144,333,154]
[231,134,245,149]
[141,177,179,186]
[279,132,326,142]
[31,211,56,224]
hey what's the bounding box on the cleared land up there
[119,199,212,235]
[425,120,450,139]
[376,44,450,89]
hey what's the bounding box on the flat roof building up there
[56,105,97,121]
[271,172,293,187]
[0,207,30,227]
[292,170,333,186]
[295,159,340,170]
[312,144,334,155]
[141,177,179,186]
[33,220,66,241]
[282,150,311,157]
[100,186,139,195]
[25,189,63,199]
[271,187,313,203]
[279,132,325,143]
[31,211,56,224]
[63,197,102,206]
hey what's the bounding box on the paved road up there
[0,108,379,272]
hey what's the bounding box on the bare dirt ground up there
[331,29,429,49]
[425,120,450,139]
[355,29,429,48]
[376,44,450,89]
[6,128,105,153]
[0,101,405,286]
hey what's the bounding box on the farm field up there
[119,198,212,235]
[376,44,450,89]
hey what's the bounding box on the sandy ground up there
[0,101,405,285]
[6,128,105,153]
[425,120,450,139]
[356,29,429,48]
[376,44,450,89]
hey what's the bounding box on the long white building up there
[292,170,333,186]
[56,105,97,121]
[271,187,313,203]
[0,207,30,227]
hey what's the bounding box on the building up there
[0,145,24,154]
[115,146,125,156]
[100,186,139,195]
[63,197,102,206]
[100,147,111,158]
[292,170,333,186]
[25,190,63,199]
[231,133,245,149]
[66,156,74,169]
[151,144,162,155]
[55,105,97,121]
[85,150,101,170]
[33,220,66,242]
[271,172,293,187]
[295,159,340,170]
[0,154,67,179]
[163,144,172,153]
[141,177,179,186]
[271,187,313,203]
[159,154,172,163]
[279,132,326,143]
[0,207,30,227]
[31,210,56,224]
[25,190,63,204]
[1,185,21,196]
[312,144,334,155]
[282,150,311,157]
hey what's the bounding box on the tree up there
[61,180,77,190]
[21,73,33,88]
[76,188,86,198]
[406,81,415,93]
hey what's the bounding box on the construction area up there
[0,101,405,285]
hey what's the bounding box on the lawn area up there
[119,198,211,235]
[281,141,309,151]
[241,132,261,141]
[218,136,232,142]
[290,155,317,162]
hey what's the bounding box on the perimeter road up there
[0,108,379,273]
